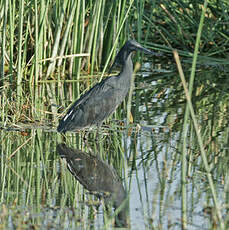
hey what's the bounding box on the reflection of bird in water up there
[57,40,160,133]
[57,143,128,227]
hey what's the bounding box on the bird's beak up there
[136,45,162,56]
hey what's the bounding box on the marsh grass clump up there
[0,0,228,229]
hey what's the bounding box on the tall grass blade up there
[180,1,208,229]
[174,50,224,230]
[16,0,24,101]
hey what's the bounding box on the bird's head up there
[109,40,160,72]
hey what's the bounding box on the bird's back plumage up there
[57,74,130,132]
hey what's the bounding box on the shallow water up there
[0,64,228,229]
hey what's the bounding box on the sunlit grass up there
[0,0,228,229]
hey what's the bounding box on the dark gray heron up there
[57,40,159,133]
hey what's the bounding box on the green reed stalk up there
[9,0,15,82]
[53,1,77,108]
[46,1,67,77]
[0,0,8,79]
[26,136,35,204]
[16,141,20,200]
[31,0,49,84]
[6,145,11,204]
[180,1,208,229]
[35,134,41,206]
[174,50,224,230]
[0,2,8,123]
[90,0,103,74]
[84,1,97,73]
[127,63,140,125]
[71,0,85,100]
[0,138,7,202]
[45,1,67,116]
[36,130,49,191]
[57,2,77,69]
[33,0,39,119]
[100,0,134,82]
[16,0,24,101]
[34,0,39,84]
[136,0,144,42]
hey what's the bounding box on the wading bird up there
[57,40,159,133]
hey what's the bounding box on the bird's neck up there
[120,54,133,79]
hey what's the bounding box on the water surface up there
[0,63,228,229]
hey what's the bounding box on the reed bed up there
[0,0,229,229]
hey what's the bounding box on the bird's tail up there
[57,121,66,133]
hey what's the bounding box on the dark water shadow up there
[56,143,128,228]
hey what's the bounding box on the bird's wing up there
[67,76,117,111]
[59,76,118,126]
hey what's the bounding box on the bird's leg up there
[95,126,102,152]
[96,126,100,141]
[82,130,88,141]
[82,130,92,152]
